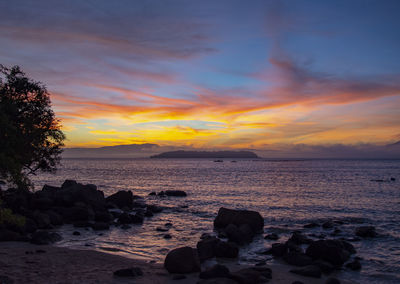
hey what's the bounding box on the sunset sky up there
[1,0,399,150]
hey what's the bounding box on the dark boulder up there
[59,181,106,209]
[197,236,219,262]
[72,231,81,236]
[269,243,288,257]
[32,211,51,229]
[214,207,264,233]
[225,223,254,245]
[290,265,322,278]
[45,211,63,226]
[31,197,53,210]
[106,191,133,209]
[288,231,312,245]
[215,241,239,258]
[163,234,172,239]
[165,190,187,197]
[30,231,62,245]
[95,211,112,222]
[130,214,144,224]
[199,264,230,279]
[346,259,361,270]
[23,218,38,234]
[283,252,313,267]
[306,240,352,266]
[355,226,376,238]
[164,247,201,274]
[113,267,143,277]
[62,205,93,223]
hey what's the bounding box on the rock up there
[121,224,131,230]
[304,222,319,228]
[283,252,313,267]
[31,197,53,210]
[215,241,239,258]
[306,240,352,266]
[106,190,133,209]
[30,231,62,245]
[95,211,112,222]
[269,243,288,257]
[117,212,133,224]
[197,237,219,262]
[91,222,110,230]
[32,211,51,229]
[290,265,322,278]
[292,282,304,284]
[59,181,106,209]
[158,191,165,197]
[224,223,254,245]
[164,234,172,239]
[230,268,263,284]
[148,192,156,196]
[214,207,264,233]
[72,231,81,236]
[264,233,279,240]
[113,267,143,277]
[157,227,169,232]
[355,226,376,238]
[144,210,154,217]
[62,205,93,223]
[45,210,63,226]
[326,277,341,284]
[23,218,37,234]
[199,264,230,279]
[346,259,361,270]
[288,231,312,245]
[164,247,201,274]
[165,190,187,197]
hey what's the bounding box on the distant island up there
[150,150,259,159]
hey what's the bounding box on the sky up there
[1,0,400,153]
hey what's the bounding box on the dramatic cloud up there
[1,0,399,153]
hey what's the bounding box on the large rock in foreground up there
[214,207,264,233]
[306,240,355,266]
[164,247,201,274]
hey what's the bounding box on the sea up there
[31,158,400,284]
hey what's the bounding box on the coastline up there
[0,242,356,284]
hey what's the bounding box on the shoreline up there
[0,242,356,284]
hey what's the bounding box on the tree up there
[0,65,65,189]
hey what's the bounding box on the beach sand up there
[0,242,356,284]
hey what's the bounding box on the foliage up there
[0,204,26,228]
[0,65,65,189]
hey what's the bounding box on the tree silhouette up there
[0,65,65,189]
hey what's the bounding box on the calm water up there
[32,158,400,283]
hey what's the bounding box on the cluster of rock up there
[148,190,187,197]
[0,180,166,244]
[262,222,377,279]
[163,207,271,283]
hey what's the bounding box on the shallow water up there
[32,158,400,283]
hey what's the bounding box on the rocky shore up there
[0,180,370,283]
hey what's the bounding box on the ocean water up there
[32,158,400,283]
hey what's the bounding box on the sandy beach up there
[0,242,356,284]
